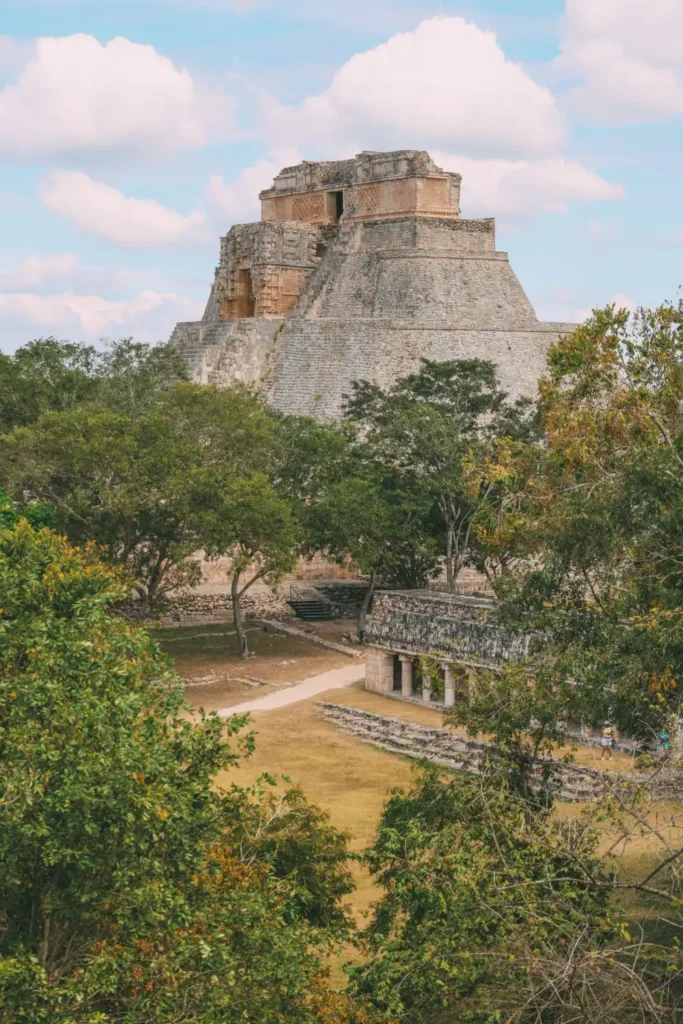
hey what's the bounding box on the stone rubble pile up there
[317,703,683,802]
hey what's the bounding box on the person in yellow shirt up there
[600,724,614,760]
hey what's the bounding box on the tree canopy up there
[0,337,188,432]
[345,358,537,592]
[0,523,357,1023]
[4,315,683,1022]
[469,301,683,739]
[0,382,283,616]
[351,764,682,1023]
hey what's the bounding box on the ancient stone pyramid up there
[171,150,575,418]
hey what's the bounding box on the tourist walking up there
[600,724,614,760]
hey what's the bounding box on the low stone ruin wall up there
[317,703,683,802]
[313,580,369,618]
[260,618,363,658]
[119,585,293,627]
[365,590,530,667]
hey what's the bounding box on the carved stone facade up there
[171,149,576,418]
[260,151,461,226]
[202,221,322,322]
[363,591,530,702]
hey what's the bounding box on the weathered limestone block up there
[170,319,283,388]
[400,655,414,698]
[171,150,577,419]
[317,704,683,802]
[365,647,395,694]
[265,322,572,419]
[365,591,530,666]
[444,664,456,707]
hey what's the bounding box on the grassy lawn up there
[153,623,354,712]
[219,680,638,861]
[158,624,679,990]
[215,682,426,981]
[215,683,678,984]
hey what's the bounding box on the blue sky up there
[0,0,681,351]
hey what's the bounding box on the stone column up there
[422,671,432,704]
[443,664,456,708]
[399,656,414,698]
[365,648,395,694]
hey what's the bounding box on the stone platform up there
[171,150,576,419]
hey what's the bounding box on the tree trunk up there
[144,553,167,615]
[231,571,249,658]
[358,567,377,642]
[38,912,51,969]
[135,585,152,619]
[445,524,455,593]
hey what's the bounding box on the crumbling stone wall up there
[207,221,323,320]
[119,581,293,627]
[318,704,683,802]
[171,149,577,421]
[169,319,283,387]
[364,591,531,667]
[312,580,370,618]
[260,150,461,225]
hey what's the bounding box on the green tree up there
[201,473,300,657]
[446,660,573,809]
[277,414,438,635]
[93,337,189,414]
[0,338,187,433]
[0,522,355,1023]
[0,383,280,616]
[470,301,683,740]
[0,339,99,432]
[345,359,536,592]
[0,487,54,532]
[350,765,680,1023]
[314,472,438,638]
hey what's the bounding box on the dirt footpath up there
[153,621,358,713]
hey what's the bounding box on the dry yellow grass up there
[219,683,447,843]
[158,618,678,993]
[218,681,638,854]
[156,623,354,712]
[216,682,423,982]
[211,680,674,986]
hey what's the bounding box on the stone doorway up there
[327,191,344,223]
[236,268,255,318]
[392,654,402,692]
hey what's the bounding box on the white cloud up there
[537,288,638,324]
[263,16,567,159]
[0,34,232,158]
[558,0,683,121]
[433,152,624,221]
[0,290,203,344]
[40,171,209,247]
[610,292,638,315]
[570,292,638,322]
[0,251,204,350]
[0,252,172,299]
[249,16,619,222]
[0,35,34,78]
[206,150,300,225]
[584,219,622,241]
[0,252,79,290]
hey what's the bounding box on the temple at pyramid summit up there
[170,150,576,418]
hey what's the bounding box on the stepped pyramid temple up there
[171,150,576,418]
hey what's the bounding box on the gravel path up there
[218,663,365,717]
